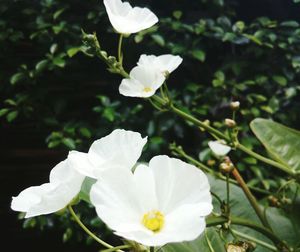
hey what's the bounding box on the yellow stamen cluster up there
[143,87,152,93]
[142,210,164,232]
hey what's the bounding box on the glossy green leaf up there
[10,72,25,85]
[250,118,300,172]
[161,227,225,252]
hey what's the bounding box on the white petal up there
[138,54,183,74]
[119,66,165,98]
[68,151,96,178]
[119,78,155,98]
[149,155,212,213]
[156,54,183,73]
[208,140,231,156]
[90,168,143,232]
[88,129,147,177]
[11,159,85,218]
[133,164,158,211]
[103,0,158,34]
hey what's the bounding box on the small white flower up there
[119,65,165,98]
[208,140,231,157]
[11,159,85,218]
[90,155,212,246]
[103,0,158,34]
[69,129,147,178]
[138,54,183,76]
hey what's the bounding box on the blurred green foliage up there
[1,0,300,248]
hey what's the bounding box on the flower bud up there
[225,118,237,128]
[230,101,240,111]
[219,162,234,173]
[227,241,256,252]
[268,195,281,207]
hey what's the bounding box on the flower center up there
[142,210,164,232]
[143,87,152,93]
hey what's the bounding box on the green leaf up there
[161,227,225,252]
[62,138,76,149]
[67,47,81,57]
[79,177,97,203]
[280,21,299,27]
[53,57,66,68]
[191,50,206,62]
[6,111,18,122]
[10,72,25,85]
[79,127,92,138]
[272,75,287,86]
[53,8,66,20]
[35,59,48,72]
[0,108,10,117]
[151,34,165,47]
[173,10,182,20]
[103,107,115,122]
[250,118,300,172]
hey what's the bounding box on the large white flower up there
[138,54,183,76]
[11,159,85,218]
[208,140,231,157]
[103,0,158,34]
[90,155,212,246]
[68,129,147,178]
[119,65,165,98]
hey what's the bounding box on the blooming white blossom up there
[138,54,183,76]
[119,65,165,98]
[90,155,212,246]
[208,140,231,157]
[11,159,85,218]
[69,129,147,178]
[103,0,158,34]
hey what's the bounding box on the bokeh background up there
[1,0,300,251]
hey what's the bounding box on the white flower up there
[119,65,165,98]
[11,159,85,218]
[208,140,231,157]
[138,54,183,76]
[90,155,212,246]
[103,0,158,34]
[69,129,147,178]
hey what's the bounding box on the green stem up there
[118,34,123,64]
[205,230,215,252]
[231,168,271,230]
[68,205,123,251]
[206,215,289,251]
[226,173,230,215]
[231,229,277,251]
[101,245,132,252]
[149,246,155,252]
[236,143,294,176]
[169,103,230,141]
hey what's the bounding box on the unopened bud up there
[225,118,236,128]
[230,101,240,111]
[268,195,281,207]
[219,161,234,173]
[227,241,256,252]
[280,197,292,205]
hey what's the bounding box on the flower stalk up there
[231,168,271,229]
[68,205,124,251]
